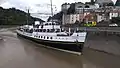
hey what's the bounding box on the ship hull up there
[17,32,84,55]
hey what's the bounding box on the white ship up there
[16,21,87,55]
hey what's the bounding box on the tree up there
[0,7,44,25]
[67,3,75,14]
[47,16,52,22]
[47,11,63,24]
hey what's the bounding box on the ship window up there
[47,37,49,39]
[47,29,50,32]
[50,29,55,32]
[41,36,42,38]
[39,29,42,32]
[43,29,46,32]
[44,36,45,39]
[38,29,40,32]
[52,23,55,25]
[35,29,38,32]
[77,34,79,36]
[49,23,52,25]
[35,29,37,32]
[50,37,52,39]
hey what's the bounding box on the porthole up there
[47,37,49,39]
[50,37,52,39]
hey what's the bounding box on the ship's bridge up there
[37,22,61,29]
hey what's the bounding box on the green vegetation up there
[115,0,120,6]
[67,3,75,14]
[0,7,44,25]
[47,11,63,24]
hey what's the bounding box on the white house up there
[109,10,119,19]
[62,14,81,25]
[96,14,105,22]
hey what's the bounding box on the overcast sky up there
[0,0,116,12]
[0,0,117,21]
[0,0,91,13]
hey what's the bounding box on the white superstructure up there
[17,21,87,43]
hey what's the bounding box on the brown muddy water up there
[0,28,120,68]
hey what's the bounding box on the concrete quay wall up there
[84,31,120,56]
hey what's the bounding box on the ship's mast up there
[50,0,54,29]
[27,8,30,25]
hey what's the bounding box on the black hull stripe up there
[17,33,84,54]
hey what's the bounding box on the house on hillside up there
[62,14,80,25]
[109,9,120,19]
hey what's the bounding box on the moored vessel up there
[16,21,87,55]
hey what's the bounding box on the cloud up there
[0,0,7,4]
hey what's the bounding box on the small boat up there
[16,21,87,55]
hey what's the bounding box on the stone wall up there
[84,32,120,56]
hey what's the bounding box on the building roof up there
[61,3,70,6]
